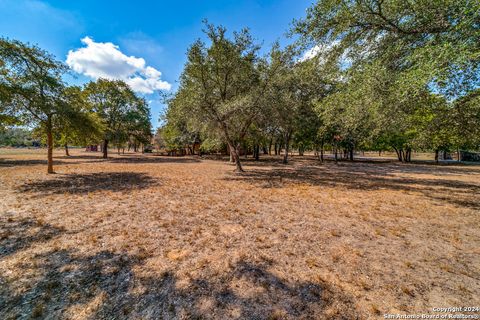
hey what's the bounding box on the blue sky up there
[0,0,313,128]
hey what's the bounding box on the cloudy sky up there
[0,0,312,128]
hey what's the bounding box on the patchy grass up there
[0,148,479,319]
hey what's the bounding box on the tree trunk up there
[103,139,108,159]
[46,116,54,174]
[64,144,70,157]
[393,147,402,162]
[229,142,244,172]
[457,147,461,162]
[435,149,439,163]
[349,147,354,161]
[283,133,291,164]
[255,145,260,161]
[320,141,324,163]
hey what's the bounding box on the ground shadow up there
[226,161,480,209]
[108,155,201,164]
[54,153,203,165]
[18,172,158,195]
[0,252,360,319]
[132,259,359,319]
[0,217,361,319]
[55,154,105,161]
[0,216,64,258]
[218,155,480,177]
[0,159,68,167]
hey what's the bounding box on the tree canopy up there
[2,1,479,173]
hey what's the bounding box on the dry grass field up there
[0,148,479,319]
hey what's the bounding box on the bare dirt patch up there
[1,149,479,319]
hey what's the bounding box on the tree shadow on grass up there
[0,159,68,167]
[0,216,64,258]
[0,216,361,319]
[108,155,201,164]
[54,154,203,165]
[241,155,480,175]
[0,252,361,319]
[18,172,159,195]
[226,162,480,209]
[133,260,360,319]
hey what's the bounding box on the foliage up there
[166,22,269,171]
[84,79,151,157]
[0,38,94,172]
[294,0,480,98]
[0,127,38,147]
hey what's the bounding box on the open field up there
[0,148,479,319]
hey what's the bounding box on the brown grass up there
[0,148,479,319]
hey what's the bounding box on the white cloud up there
[300,46,322,62]
[299,40,340,63]
[66,37,171,94]
[298,40,355,71]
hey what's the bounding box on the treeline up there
[0,127,39,147]
[159,1,480,171]
[0,40,152,173]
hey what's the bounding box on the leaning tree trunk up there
[393,147,403,162]
[64,144,70,157]
[103,139,108,159]
[46,116,54,174]
[228,142,244,172]
[228,144,234,163]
